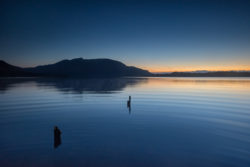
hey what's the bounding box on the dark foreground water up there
[0,77,250,167]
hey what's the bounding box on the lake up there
[0,77,250,167]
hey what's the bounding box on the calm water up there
[0,77,250,167]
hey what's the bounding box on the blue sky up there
[1,0,250,72]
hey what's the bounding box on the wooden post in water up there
[127,96,131,108]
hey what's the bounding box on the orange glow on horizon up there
[139,65,250,73]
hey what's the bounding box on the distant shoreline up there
[1,58,250,78]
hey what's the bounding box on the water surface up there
[0,77,250,167]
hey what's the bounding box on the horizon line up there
[1,58,250,74]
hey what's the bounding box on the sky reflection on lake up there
[0,77,250,167]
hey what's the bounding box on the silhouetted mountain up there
[24,58,151,77]
[1,58,250,77]
[0,60,35,77]
[0,58,151,77]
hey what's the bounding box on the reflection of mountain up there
[0,78,35,92]
[37,78,147,94]
[0,78,147,94]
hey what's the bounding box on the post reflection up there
[54,126,62,149]
[127,96,131,114]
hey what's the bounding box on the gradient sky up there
[1,0,250,72]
